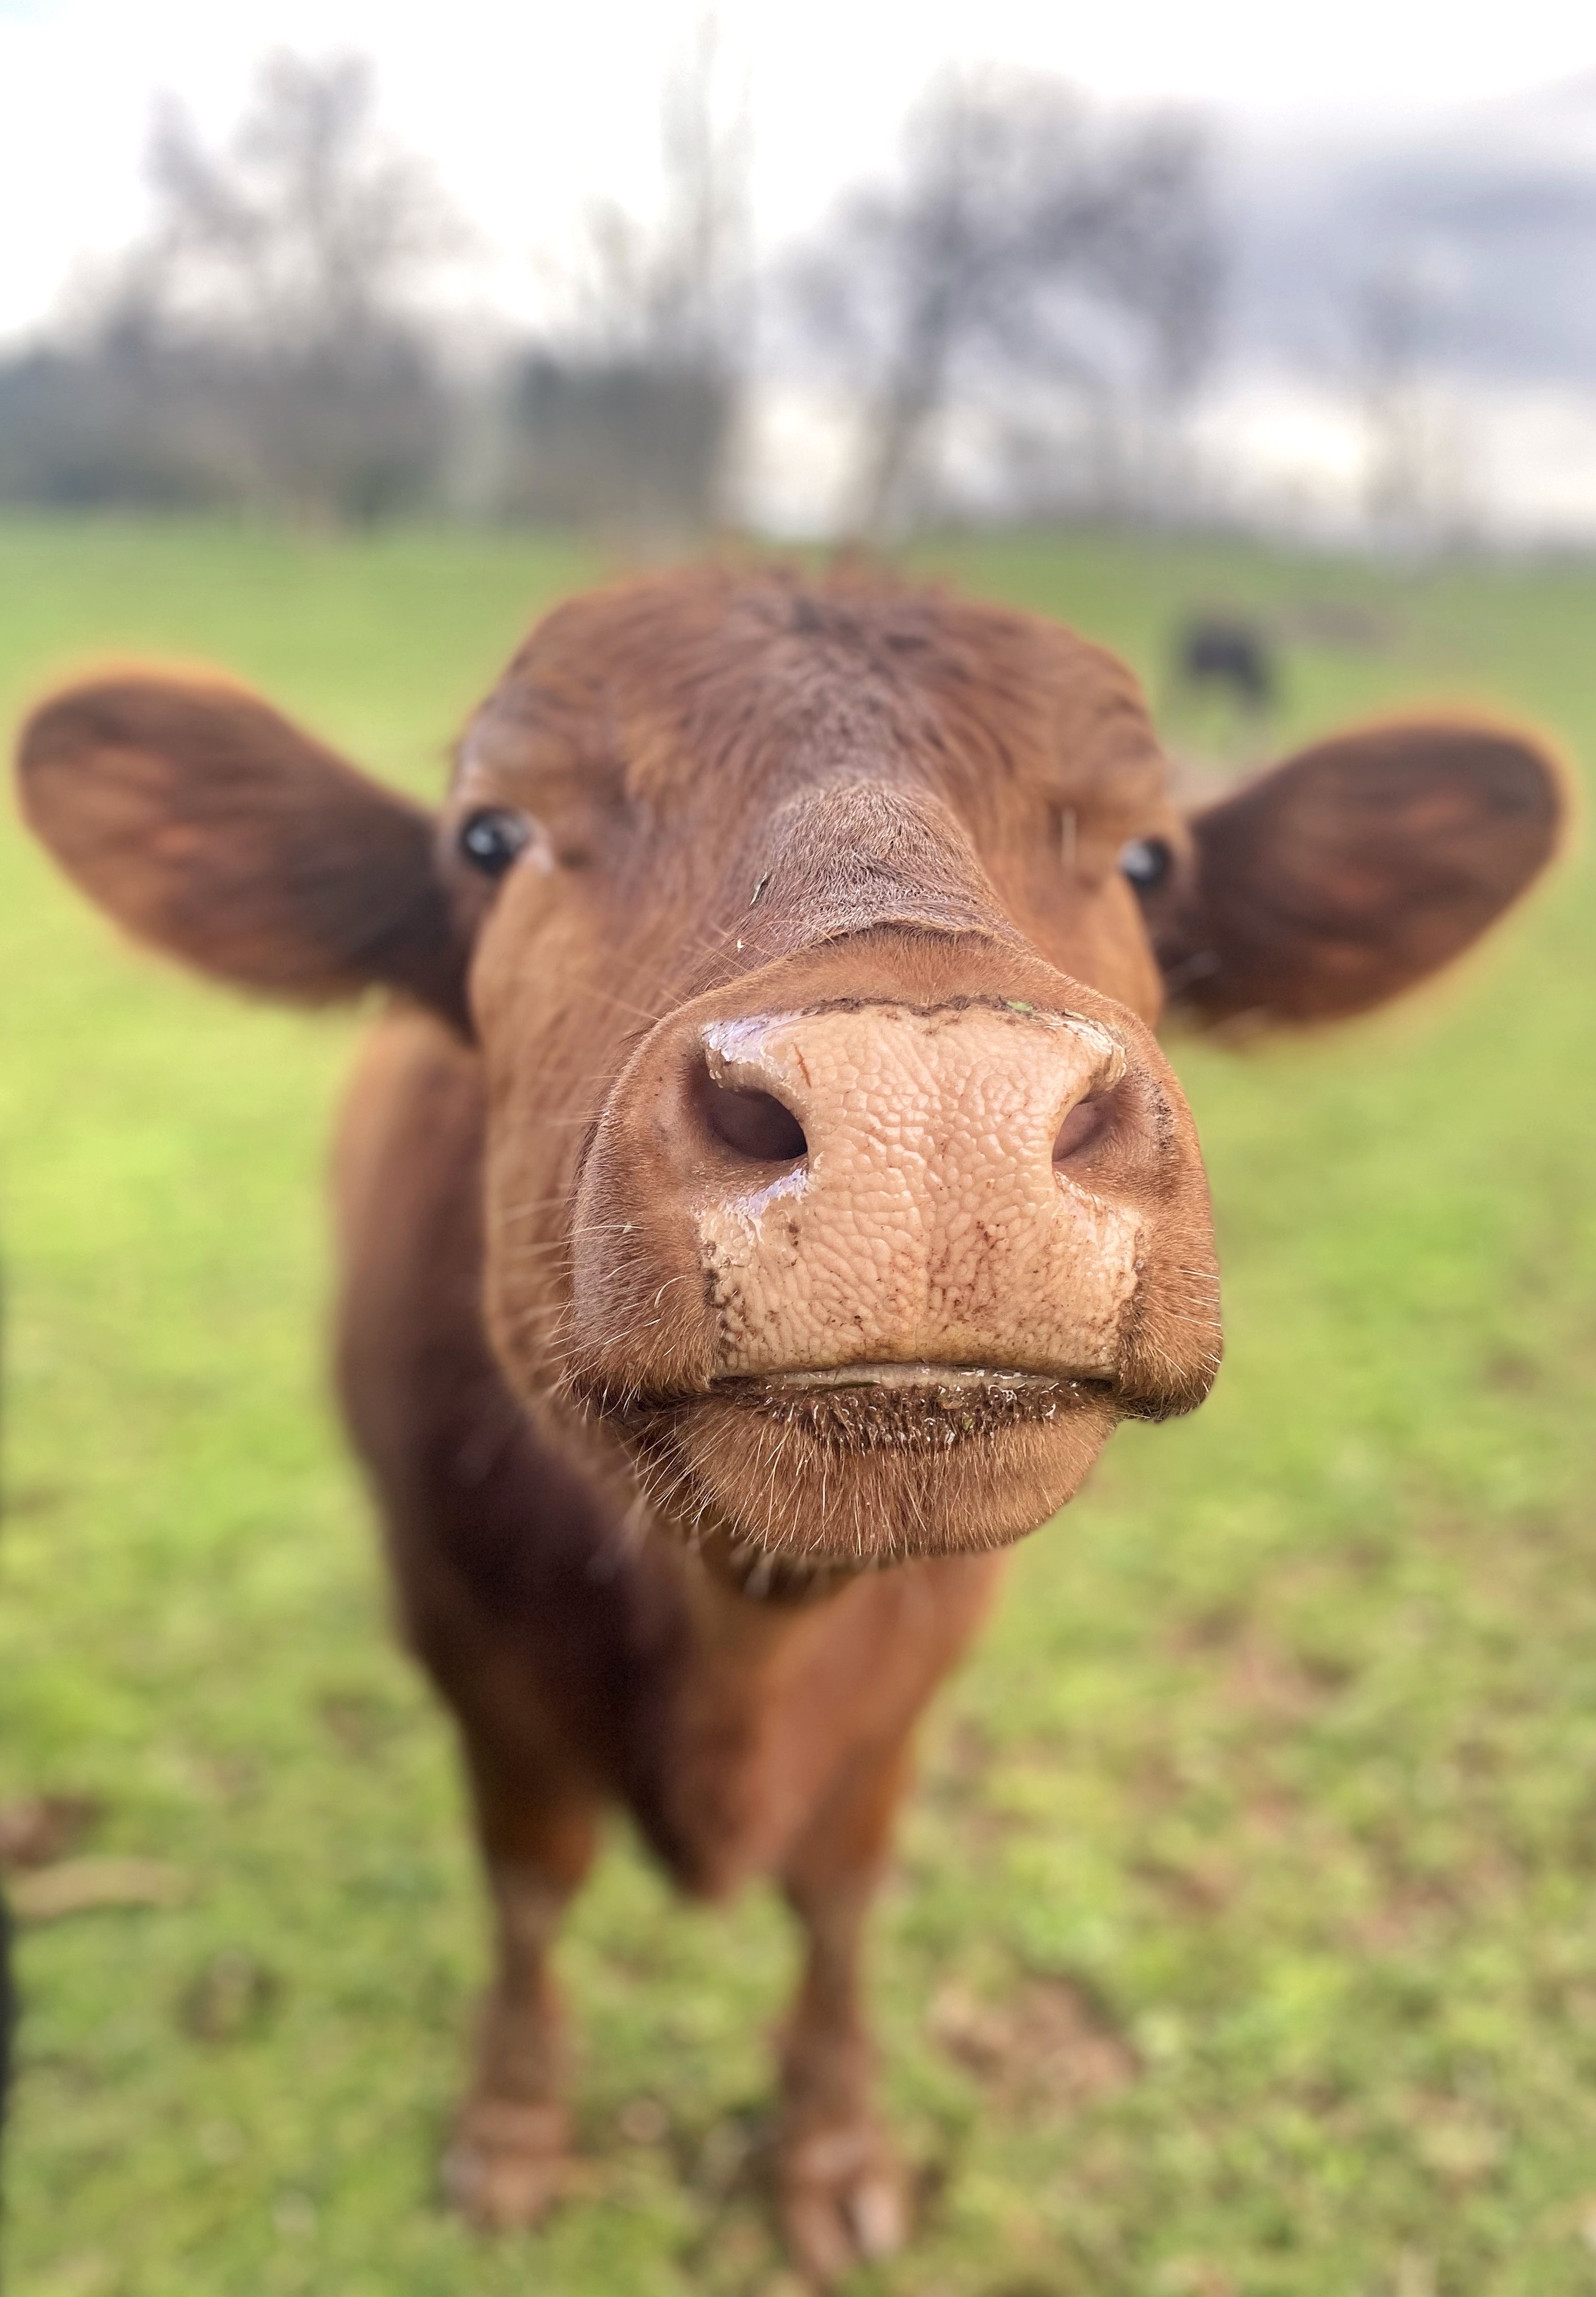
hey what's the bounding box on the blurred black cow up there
[1175,615,1277,713]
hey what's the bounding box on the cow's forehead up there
[462,568,1167,816]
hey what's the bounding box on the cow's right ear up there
[17,675,470,1032]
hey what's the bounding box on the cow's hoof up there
[776,2119,908,2285]
[442,2096,569,2231]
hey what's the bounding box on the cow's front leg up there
[775,1740,913,2285]
[442,1761,600,2231]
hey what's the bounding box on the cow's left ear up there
[1143,719,1568,1028]
[17,674,471,1032]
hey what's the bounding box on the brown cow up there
[17,565,1562,2282]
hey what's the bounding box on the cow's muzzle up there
[504,957,1220,1560]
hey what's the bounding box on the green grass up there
[1,514,1594,2297]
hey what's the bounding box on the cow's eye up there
[1119,836,1173,892]
[459,807,532,876]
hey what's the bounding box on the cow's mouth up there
[565,1356,1123,1563]
[615,1362,1111,1452]
[717,1362,1097,1395]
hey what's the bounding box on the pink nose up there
[681,998,1148,1380]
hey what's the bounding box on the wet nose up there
[684,1000,1151,1379]
[697,1003,1124,1179]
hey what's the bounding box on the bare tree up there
[1096,120,1223,470]
[1355,252,1472,548]
[503,9,751,531]
[135,52,459,519]
[793,69,1224,534]
[0,54,460,520]
[147,55,449,347]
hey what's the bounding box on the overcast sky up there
[3,0,1595,340]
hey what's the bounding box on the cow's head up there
[18,569,1564,1575]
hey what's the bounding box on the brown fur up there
[1151,716,1566,1025]
[15,563,1565,2281]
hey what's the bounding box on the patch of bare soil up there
[10,1858,188,1923]
[928,1976,1139,2115]
[1,1792,190,1922]
[0,1793,101,1870]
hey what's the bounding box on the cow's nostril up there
[702,1076,808,1163]
[1053,1093,1111,1165]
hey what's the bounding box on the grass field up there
[1,516,1594,2297]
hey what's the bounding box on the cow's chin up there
[612,1368,1122,1570]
